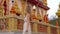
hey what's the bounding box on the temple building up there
[0,0,60,34]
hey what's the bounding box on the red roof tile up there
[27,0,50,10]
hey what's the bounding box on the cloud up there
[48,14,58,20]
[47,0,60,20]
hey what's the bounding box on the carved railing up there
[0,15,60,34]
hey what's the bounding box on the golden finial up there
[59,2,60,8]
[56,2,60,17]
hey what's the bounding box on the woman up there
[23,12,31,34]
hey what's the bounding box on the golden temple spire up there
[56,2,60,17]
[43,0,47,5]
[59,2,60,9]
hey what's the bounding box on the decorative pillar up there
[32,5,38,32]
[6,0,10,15]
[43,0,47,5]
[14,0,21,16]
[37,8,42,20]
[57,28,59,34]
[8,18,14,31]
[0,6,4,17]
[14,18,17,31]
[21,0,26,18]
[38,8,43,22]
[33,23,38,32]
[47,24,51,34]
[56,3,60,34]
[8,18,17,31]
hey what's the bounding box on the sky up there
[47,0,60,20]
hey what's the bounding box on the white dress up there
[23,16,31,34]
